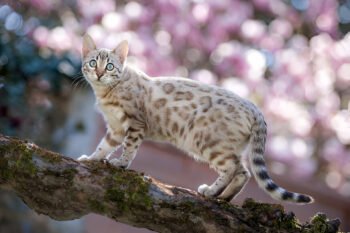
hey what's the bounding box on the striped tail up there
[249,111,314,204]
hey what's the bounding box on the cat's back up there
[143,76,257,146]
[148,76,256,115]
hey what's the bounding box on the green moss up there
[217,199,238,212]
[280,212,299,230]
[16,153,37,175]
[61,167,77,180]
[88,199,106,213]
[106,188,125,202]
[104,170,152,213]
[0,141,37,175]
[242,198,299,230]
[0,156,12,181]
[105,188,128,213]
[0,141,40,185]
[180,201,196,211]
[311,213,327,224]
[41,152,62,163]
[305,213,329,233]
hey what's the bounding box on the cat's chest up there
[97,103,128,129]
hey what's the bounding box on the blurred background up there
[0,0,350,232]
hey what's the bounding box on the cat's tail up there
[248,111,314,204]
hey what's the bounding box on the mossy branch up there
[0,134,341,233]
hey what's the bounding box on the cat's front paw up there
[77,154,91,161]
[198,184,216,197]
[108,158,130,169]
[198,184,210,195]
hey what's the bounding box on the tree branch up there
[0,134,340,233]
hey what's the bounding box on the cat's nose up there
[96,71,104,80]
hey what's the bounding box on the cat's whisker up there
[71,78,82,88]
[71,75,84,84]
[72,78,87,91]
[71,78,82,89]
[72,70,83,77]
[70,75,85,87]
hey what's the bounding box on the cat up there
[77,34,313,204]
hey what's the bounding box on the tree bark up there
[0,134,341,233]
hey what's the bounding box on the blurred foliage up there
[0,19,81,149]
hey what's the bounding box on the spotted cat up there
[78,34,313,204]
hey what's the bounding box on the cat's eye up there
[106,63,114,71]
[89,60,97,67]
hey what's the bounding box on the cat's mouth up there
[95,74,105,82]
[88,75,120,87]
[84,72,104,83]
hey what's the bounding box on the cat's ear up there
[113,40,129,65]
[82,34,96,58]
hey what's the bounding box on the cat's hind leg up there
[198,153,238,198]
[217,163,251,201]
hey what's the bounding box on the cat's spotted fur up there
[78,34,313,204]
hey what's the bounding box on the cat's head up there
[81,34,128,86]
